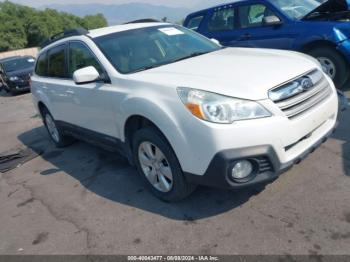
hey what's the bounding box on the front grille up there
[269,70,332,120]
[19,74,31,81]
[256,157,273,173]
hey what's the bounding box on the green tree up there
[83,14,108,30]
[0,1,108,52]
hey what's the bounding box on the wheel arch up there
[120,97,190,169]
[300,40,338,53]
[124,115,165,152]
[122,113,186,165]
[37,101,48,117]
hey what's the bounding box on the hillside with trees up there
[0,1,107,52]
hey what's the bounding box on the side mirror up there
[73,66,100,85]
[263,15,283,26]
[211,38,221,46]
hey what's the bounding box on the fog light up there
[232,160,253,179]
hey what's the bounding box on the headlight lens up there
[9,76,19,81]
[177,87,271,124]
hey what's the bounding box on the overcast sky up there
[7,0,207,7]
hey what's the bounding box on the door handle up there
[240,33,251,40]
[66,90,75,95]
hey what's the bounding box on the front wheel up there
[308,47,349,88]
[132,127,196,202]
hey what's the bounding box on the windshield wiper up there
[130,49,223,74]
[131,61,176,73]
[130,51,211,74]
[171,51,210,63]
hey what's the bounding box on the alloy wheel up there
[138,142,173,193]
[317,57,336,79]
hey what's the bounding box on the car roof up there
[39,22,172,52]
[88,22,169,38]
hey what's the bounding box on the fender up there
[119,96,193,169]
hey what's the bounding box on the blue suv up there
[184,0,350,88]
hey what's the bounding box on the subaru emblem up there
[300,77,313,91]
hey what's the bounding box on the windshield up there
[270,0,322,19]
[94,25,222,74]
[2,57,35,72]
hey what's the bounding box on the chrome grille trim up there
[269,70,332,119]
[282,85,332,118]
[277,80,328,110]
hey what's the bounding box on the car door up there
[236,2,297,49]
[45,44,75,121]
[64,41,116,138]
[202,5,243,47]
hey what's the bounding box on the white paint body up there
[31,23,339,176]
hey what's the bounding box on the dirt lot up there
[0,90,349,255]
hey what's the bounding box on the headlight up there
[177,87,271,124]
[9,76,19,81]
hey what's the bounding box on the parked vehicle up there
[31,23,338,201]
[184,0,350,88]
[0,56,35,95]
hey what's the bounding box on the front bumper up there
[7,80,30,92]
[185,125,336,189]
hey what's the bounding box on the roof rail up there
[124,19,160,24]
[41,28,89,48]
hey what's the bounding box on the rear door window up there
[208,7,235,32]
[47,45,67,78]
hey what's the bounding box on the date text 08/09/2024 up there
[127,256,219,261]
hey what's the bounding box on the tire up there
[10,88,17,96]
[4,84,10,93]
[41,107,73,148]
[132,127,197,202]
[308,47,349,88]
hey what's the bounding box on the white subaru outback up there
[31,22,339,201]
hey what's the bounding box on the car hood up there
[6,67,34,77]
[304,0,350,19]
[131,48,320,100]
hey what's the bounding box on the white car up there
[31,22,339,201]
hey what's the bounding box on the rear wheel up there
[41,107,73,148]
[132,127,196,202]
[308,47,349,88]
